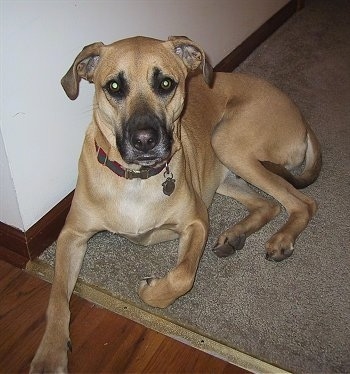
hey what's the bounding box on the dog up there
[30,36,321,373]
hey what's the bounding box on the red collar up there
[95,141,167,179]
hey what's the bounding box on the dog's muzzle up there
[117,111,173,166]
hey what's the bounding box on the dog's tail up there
[261,129,322,189]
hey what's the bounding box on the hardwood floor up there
[0,260,249,373]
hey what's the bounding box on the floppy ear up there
[167,36,213,86]
[61,42,104,100]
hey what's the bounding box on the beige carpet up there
[29,1,350,372]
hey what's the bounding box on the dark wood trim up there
[214,0,300,72]
[0,245,28,268]
[26,191,74,259]
[0,191,74,267]
[297,0,305,11]
[0,222,28,259]
[0,0,304,267]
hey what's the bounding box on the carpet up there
[28,1,350,372]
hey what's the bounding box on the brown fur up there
[31,36,321,373]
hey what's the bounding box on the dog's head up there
[61,36,213,167]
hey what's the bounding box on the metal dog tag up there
[162,177,176,196]
[162,164,175,196]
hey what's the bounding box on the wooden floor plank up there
[0,260,249,373]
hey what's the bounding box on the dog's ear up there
[61,42,104,100]
[167,36,213,86]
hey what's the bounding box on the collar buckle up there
[125,168,149,180]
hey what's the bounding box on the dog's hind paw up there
[265,233,294,261]
[213,243,236,258]
[265,246,294,262]
[213,234,246,258]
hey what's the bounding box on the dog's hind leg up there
[211,97,319,261]
[213,173,281,258]
[214,157,317,261]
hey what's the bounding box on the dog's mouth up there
[135,154,170,167]
[119,140,172,167]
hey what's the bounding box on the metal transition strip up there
[27,259,291,374]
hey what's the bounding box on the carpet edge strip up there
[26,259,291,374]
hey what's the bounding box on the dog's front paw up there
[30,354,68,374]
[139,277,175,308]
[213,233,246,258]
[265,233,294,261]
[30,339,71,374]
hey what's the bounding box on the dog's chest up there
[109,179,168,235]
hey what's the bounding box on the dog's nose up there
[131,128,159,152]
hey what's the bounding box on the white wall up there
[0,127,23,229]
[0,0,288,231]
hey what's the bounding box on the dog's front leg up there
[139,217,208,308]
[30,225,92,374]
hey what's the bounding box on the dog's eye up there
[108,81,120,93]
[104,73,128,101]
[160,78,173,91]
[152,69,177,96]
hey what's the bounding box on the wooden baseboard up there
[0,245,28,268]
[0,0,302,267]
[0,191,74,267]
[214,0,300,72]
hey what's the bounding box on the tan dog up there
[31,36,321,373]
